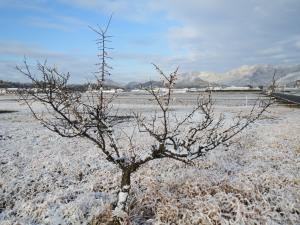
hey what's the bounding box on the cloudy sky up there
[0,0,300,83]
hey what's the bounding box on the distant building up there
[206,86,223,91]
[116,88,124,93]
[187,88,198,92]
[0,88,7,94]
[103,89,116,93]
[222,86,261,91]
[173,88,188,93]
[152,88,168,93]
[6,88,19,94]
[130,89,148,94]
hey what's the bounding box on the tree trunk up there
[112,168,132,220]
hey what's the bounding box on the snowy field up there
[0,93,299,225]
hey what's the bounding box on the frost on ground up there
[0,94,299,225]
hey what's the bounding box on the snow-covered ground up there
[0,93,299,224]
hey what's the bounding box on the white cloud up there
[1,0,300,80]
[0,0,50,13]
[258,47,283,56]
[154,0,300,71]
[0,41,64,58]
[0,41,95,83]
[168,26,201,43]
[58,0,156,22]
[25,15,87,31]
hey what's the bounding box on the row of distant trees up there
[0,79,266,92]
[0,80,120,92]
[0,80,33,89]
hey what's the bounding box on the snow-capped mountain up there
[183,64,300,86]
[124,75,209,89]
[176,72,209,88]
[277,71,300,85]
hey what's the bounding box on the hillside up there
[184,64,300,87]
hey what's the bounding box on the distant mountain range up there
[125,76,209,89]
[125,80,163,89]
[187,64,300,87]
[124,64,300,89]
[2,64,300,90]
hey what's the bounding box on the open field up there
[0,92,299,225]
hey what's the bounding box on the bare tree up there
[16,18,273,224]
